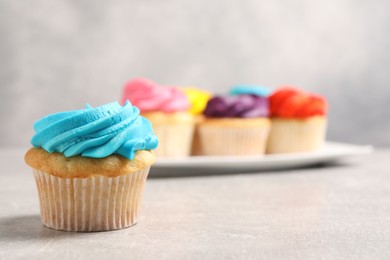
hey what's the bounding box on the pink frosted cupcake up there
[122,78,194,158]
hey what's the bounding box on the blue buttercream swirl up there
[31,101,158,160]
[230,85,272,97]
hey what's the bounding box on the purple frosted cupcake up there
[196,95,270,156]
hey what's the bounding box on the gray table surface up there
[0,148,389,260]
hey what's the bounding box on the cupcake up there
[196,95,270,156]
[122,78,194,158]
[182,87,211,116]
[266,86,328,154]
[24,102,158,232]
[181,87,211,155]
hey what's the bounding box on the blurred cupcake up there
[197,95,270,156]
[122,78,194,158]
[24,102,158,232]
[182,87,211,116]
[267,86,328,154]
[181,87,211,155]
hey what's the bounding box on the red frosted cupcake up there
[266,86,328,154]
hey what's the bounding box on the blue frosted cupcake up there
[24,102,158,232]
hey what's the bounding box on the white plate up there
[149,142,373,177]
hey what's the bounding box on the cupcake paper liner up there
[33,167,150,232]
[152,124,194,158]
[196,124,270,156]
[190,126,202,156]
[266,117,327,154]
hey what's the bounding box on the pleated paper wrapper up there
[33,167,150,232]
[266,117,327,154]
[196,125,270,156]
[152,124,194,158]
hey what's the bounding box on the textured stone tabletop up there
[0,148,389,260]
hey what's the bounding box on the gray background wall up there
[0,0,389,147]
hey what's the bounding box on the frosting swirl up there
[31,102,158,159]
[204,95,269,118]
[230,85,272,97]
[269,86,328,118]
[182,87,211,115]
[122,78,190,113]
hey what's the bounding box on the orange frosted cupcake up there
[122,78,194,158]
[266,86,328,154]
